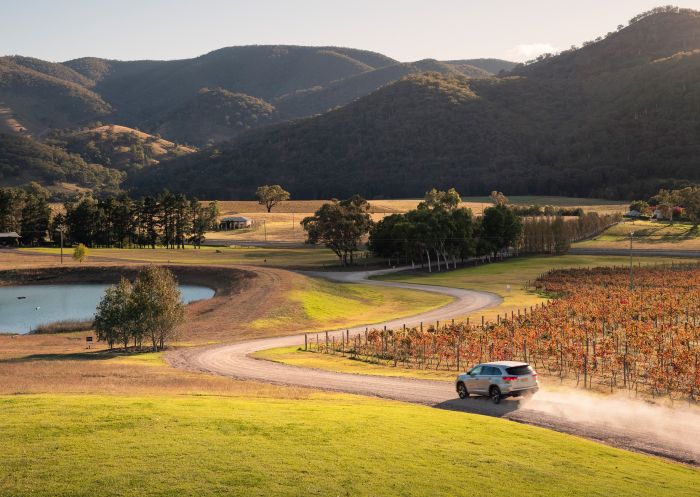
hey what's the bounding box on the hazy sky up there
[5,1,700,62]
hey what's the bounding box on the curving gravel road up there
[170,267,700,466]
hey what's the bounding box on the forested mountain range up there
[0,46,505,145]
[0,44,509,193]
[131,7,700,200]
[3,7,700,200]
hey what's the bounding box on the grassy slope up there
[575,220,700,250]
[254,345,456,381]
[251,277,451,332]
[1,394,698,497]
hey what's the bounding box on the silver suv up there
[456,361,539,404]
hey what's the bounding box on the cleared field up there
[0,332,312,396]
[575,220,700,251]
[1,393,697,497]
[376,255,689,322]
[16,246,351,269]
[208,197,627,243]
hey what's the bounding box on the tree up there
[94,278,134,350]
[629,200,650,215]
[673,186,700,225]
[20,192,50,245]
[302,195,372,265]
[653,189,679,223]
[129,266,185,351]
[421,188,461,211]
[479,204,522,256]
[489,191,509,206]
[73,243,88,262]
[256,185,290,213]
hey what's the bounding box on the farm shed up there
[219,216,252,230]
[0,232,21,246]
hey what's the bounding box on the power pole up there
[59,227,65,264]
[629,231,634,290]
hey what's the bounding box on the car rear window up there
[506,365,533,376]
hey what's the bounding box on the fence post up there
[304,333,307,351]
[325,331,329,350]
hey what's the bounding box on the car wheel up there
[457,382,469,399]
[489,386,501,404]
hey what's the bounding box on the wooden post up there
[304,333,308,351]
[325,331,329,350]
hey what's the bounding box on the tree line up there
[0,186,220,248]
[303,189,619,267]
[630,186,700,224]
[0,184,51,245]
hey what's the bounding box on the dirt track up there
[170,268,700,466]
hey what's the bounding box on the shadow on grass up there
[0,349,147,364]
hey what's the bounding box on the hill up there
[0,133,123,194]
[0,57,111,134]
[275,59,473,117]
[0,45,517,150]
[90,45,396,125]
[444,58,518,74]
[129,8,700,200]
[47,125,196,173]
[150,88,280,147]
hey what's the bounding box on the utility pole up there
[629,231,634,290]
[58,227,65,264]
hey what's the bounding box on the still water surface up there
[0,284,214,333]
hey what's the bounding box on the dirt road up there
[170,268,700,466]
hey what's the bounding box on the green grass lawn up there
[575,220,700,250]
[376,255,690,321]
[19,246,361,269]
[1,394,697,497]
[251,277,452,333]
[254,346,456,381]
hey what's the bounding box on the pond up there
[0,284,215,334]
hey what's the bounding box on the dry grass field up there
[207,196,627,244]
[575,220,700,251]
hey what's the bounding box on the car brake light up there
[503,376,518,381]
[532,371,538,377]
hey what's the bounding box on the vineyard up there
[308,263,700,400]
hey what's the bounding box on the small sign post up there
[86,336,93,349]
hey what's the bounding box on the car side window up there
[485,366,500,375]
[469,366,482,375]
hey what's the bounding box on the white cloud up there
[506,43,558,62]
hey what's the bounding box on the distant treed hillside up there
[90,45,396,125]
[0,133,123,193]
[444,58,518,74]
[130,9,700,200]
[151,88,280,147]
[47,125,196,173]
[0,57,111,133]
[0,44,512,150]
[276,59,489,118]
